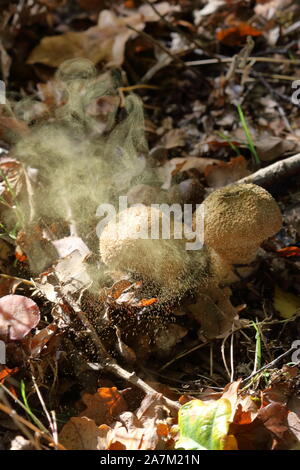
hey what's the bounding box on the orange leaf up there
[80,387,127,425]
[109,441,126,450]
[216,23,262,46]
[137,298,158,307]
[8,385,17,398]
[223,434,238,450]
[15,246,28,263]
[124,0,135,7]
[276,246,300,258]
[0,366,19,384]
[156,422,170,437]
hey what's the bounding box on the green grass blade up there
[20,381,48,433]
[252,321,262,372]
[236,104,261,165]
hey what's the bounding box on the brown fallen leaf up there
[0,157,26,200]
[0,116,28,142]
[216,23,262,46]
[159,156,219,190]
[79,387,127,425]
[161,129,186,149]
[0,274,22,298]
[255,135,300,162]
[221,380,241,421]
[98,413,158,450]
[29,323,58,357]
[27,11,144,68]
[230,401,295,450]
[258,403,292,447]
[255,0,293,19]
[205,156,250,188]
[0,366,19,384]
[28,3,179,68]
[287,411,300,444]
[59,417,103,450]
[54,249,92,296]
[97,393,173,450]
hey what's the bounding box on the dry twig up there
[237,153,300,188]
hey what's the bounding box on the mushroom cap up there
[99,205,189,289]
[199,183,282,263]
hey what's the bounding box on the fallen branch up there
[237,152,300,188]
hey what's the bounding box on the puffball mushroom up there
[0,295,40,340]
[195,183,282,283]
[99,205,199,294]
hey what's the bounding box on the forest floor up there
[0,0,300,451]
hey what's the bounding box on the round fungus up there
[99,205,191,292]
[195,183,282,282]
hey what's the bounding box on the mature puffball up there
[99,205,211,295]
[99,206,189,290]
[198,183,282,265]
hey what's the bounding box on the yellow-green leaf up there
[274,286,300,319]
[175,398,233,450]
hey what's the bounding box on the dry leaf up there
[52,236,91,260]
[159,156,219,190]
[27,12,144,67]
[205,156,250,188]
[255,136,300,161]
[216,23,262,46]
[0,295,40,340]
[28,3,179,68]
[0,275,22,298]
[101,412,158,450]
[0,366,19,384]
[79,387,127,425]
[97,393,172,450]
[54,249,91,295]
[29,323,57,357]
[59,417,103,450]
[273,286,300,319]
[222,380,241,421]
[161,129,186,149]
